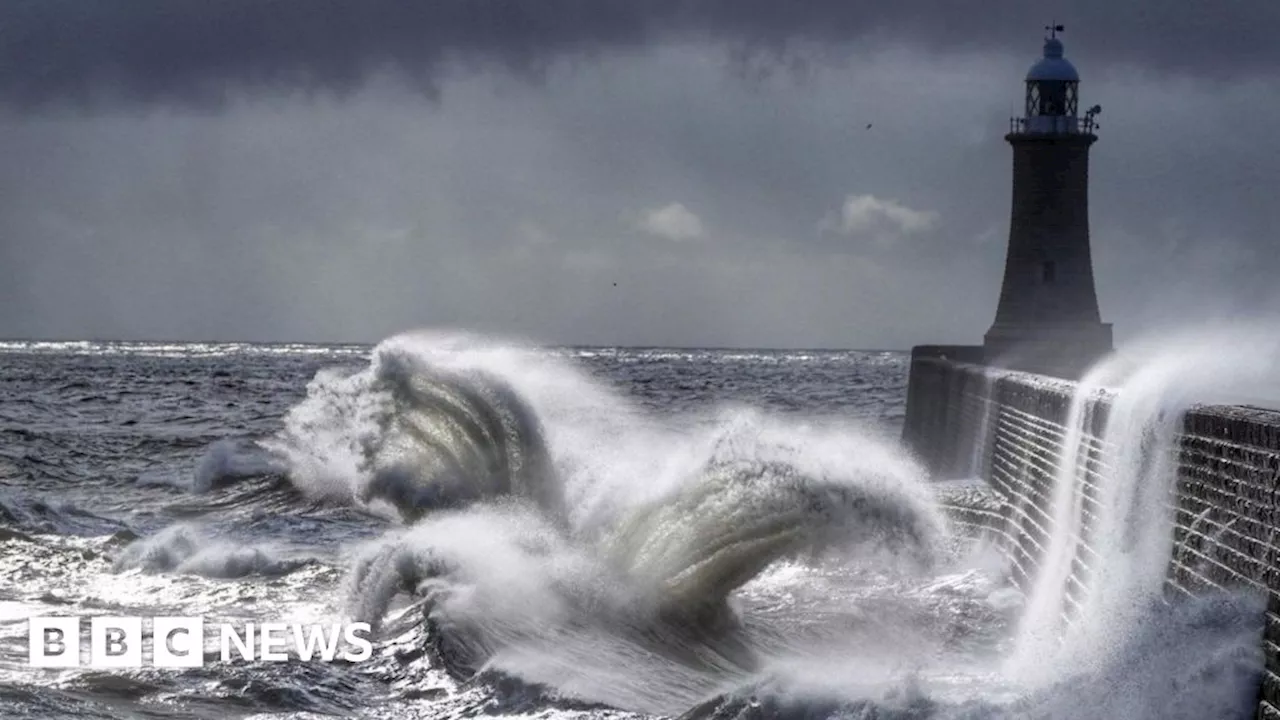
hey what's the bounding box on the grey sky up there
[2,3,1277,347]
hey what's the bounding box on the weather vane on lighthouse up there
[1045,23,1065,38]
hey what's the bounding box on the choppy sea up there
[0,332,1264,719]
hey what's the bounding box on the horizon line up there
[0,334,909,354]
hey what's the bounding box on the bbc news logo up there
[29,617,373,668]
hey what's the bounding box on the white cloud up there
[638,202,704,242]
[829,194,939,239]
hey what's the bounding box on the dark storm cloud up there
[3,0,1277,109]
[3,3,1278,349]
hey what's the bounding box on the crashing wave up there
[679,590,1263,720]
[265,337,557,522]
[342,443,943,709]
[191,438,289,493]
[604,457,940,614]
[112,523,311,579]
[270,333,944,710]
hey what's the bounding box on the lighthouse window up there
[1038,81,1066,115]
[1042,261,1057,283]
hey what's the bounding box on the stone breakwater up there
[903,345,1280,718]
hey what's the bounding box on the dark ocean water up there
[0,333,1263,719]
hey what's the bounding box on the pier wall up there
[904,346,1280,717]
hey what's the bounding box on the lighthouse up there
[983,26,1112,378]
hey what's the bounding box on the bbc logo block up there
[88,617,143,667]
[27,616,372,667]
[153,617,204,668]
[29,617,204,668]
[28,616,81,668]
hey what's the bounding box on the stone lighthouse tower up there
[983,27,1112,378]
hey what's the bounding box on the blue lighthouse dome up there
[1026,37,1079,82]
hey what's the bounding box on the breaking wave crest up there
[272,332,948,711]
[264,334,557,521]
[603,456,940,611]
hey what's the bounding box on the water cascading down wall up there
[903,346,1280,718]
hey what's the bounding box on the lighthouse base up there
[983,321,1113,379]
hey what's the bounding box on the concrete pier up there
[904,350,1280,717]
